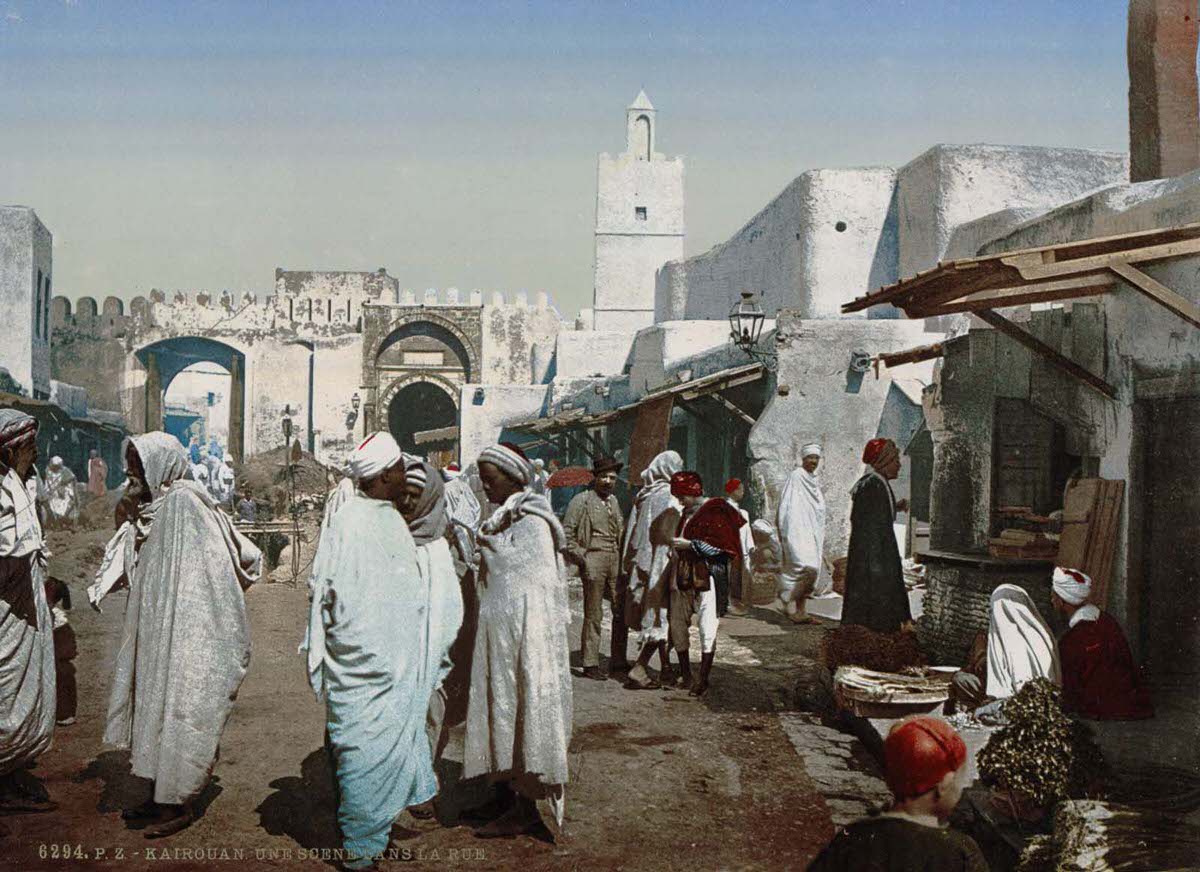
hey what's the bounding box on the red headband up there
[670,470,703,497]
[724,478,742,495]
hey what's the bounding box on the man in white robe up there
[102,432,261,838]
[0,411,56,816]
[41,456,79,529]
[776,442,827,624]
[305,433,444,867]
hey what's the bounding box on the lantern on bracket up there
[728,291,777,370]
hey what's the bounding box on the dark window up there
[35,270,42,338]
[835,221,848,232]
[43,275,50,338]
[635,207,648,221]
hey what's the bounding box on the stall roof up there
[413,425,459,445]
[841,222,1200,400]
[508,362,766,436]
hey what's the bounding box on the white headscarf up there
[986,583,1061,699]
[346,432,403,481]
[777,456,827,584]
[622,450,683,575]
[800,443,823,459]
[1052,567,1092,606]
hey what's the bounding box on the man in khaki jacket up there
[563,456,625,680]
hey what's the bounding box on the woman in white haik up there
[775,442,827,624]
[464,443,571,840]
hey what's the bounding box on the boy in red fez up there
[809,716,986,871]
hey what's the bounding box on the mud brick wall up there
[916,558,1054,665]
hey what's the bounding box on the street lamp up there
[351,392,361,412]
[728,291,776,370]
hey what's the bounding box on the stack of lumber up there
[988,527,1059,559]
[1017,800,1200,871]
[1056,479,1125,607]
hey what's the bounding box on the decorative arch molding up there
[370,312,480,382]
[379,370,462,413]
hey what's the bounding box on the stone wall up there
[656,168,897,322]
[0,206,52,399]
[896,144,1128,279]
[553,331,634,379]
[916,558,1054,664]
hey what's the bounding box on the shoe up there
[623,664,660,690]
[676,652,694,689]
[690,650,715,697]
[122,800,162,822]
[408,799,436,820]
[143,805,196,839]
[581,666,606,681]
[0,795,57,815]
[474,798,540,839]
[56,717,77,726]
[658,664,676,688]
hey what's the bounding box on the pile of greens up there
[977,679,1106,809]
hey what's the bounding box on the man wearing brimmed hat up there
[563,455,625,680]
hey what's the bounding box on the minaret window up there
[634,114,651,160]
[635,207,648,221]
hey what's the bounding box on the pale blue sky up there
[1,1,1132,316]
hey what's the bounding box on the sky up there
[1,1,1134,318]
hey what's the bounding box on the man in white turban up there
[775,443,827,624]
[305,431,443,867]
[1051,567,1152,720]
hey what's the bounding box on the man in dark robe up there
[841,438,911,633]
[1051,567,1153,721]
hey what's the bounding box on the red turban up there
[862,437,898,468]
[670,470,703,497]
[724,478,742,495]
[883,717,967,800]
[683,497,746,556]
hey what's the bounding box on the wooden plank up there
[709,392,757,427]
[1109,262,1200,330]
[1092,480,1124,609]
[975,310,1117,400]
[878,342,945,366]
[1135,372,1200,399]
[910,277,1115,316]
[1068,302,1105,377]
[1006,236,1200,281]
[1057,478,1099,570]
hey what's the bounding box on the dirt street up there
[2,523,835,871]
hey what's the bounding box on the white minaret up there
[592,91,684,332]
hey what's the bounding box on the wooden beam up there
[1005,236,1200,281]
[908,276,1116,317]
[710,392,757,427]
[877,342,945,367]
[974,310,1117,400]
[1109,262,1200,330]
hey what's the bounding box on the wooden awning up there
[841,223,1200,400]
[507,362,767,436]
[413,425,459,445]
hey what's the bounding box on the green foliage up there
[977,679,1106,809]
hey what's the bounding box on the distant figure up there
[216,454,236,507]
[809,716,987,871]
[776,443,826,624]
[87,449,108,499]
[188,437,202,466]
[191,463,210,492]
[103,432,261,838]
[41,457,79,529]
[531,458,549,494]
[1051,567,1153,721]
[236,494,257,524]
[842,438,910,633]
[44,578,77,727]
[0,410,57,814]
[562,456,625,680]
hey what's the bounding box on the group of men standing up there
[307,434,572,869]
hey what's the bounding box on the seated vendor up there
[808,716,987,872]
[1051,567,1153,721]
[952,583,1060,711]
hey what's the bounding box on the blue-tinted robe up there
[306,495,437,862]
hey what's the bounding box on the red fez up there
[883,717,967,800]
[862,437,897,466]
[724,478,742,495]
[446,462,461,472]
[670,470,703,497]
